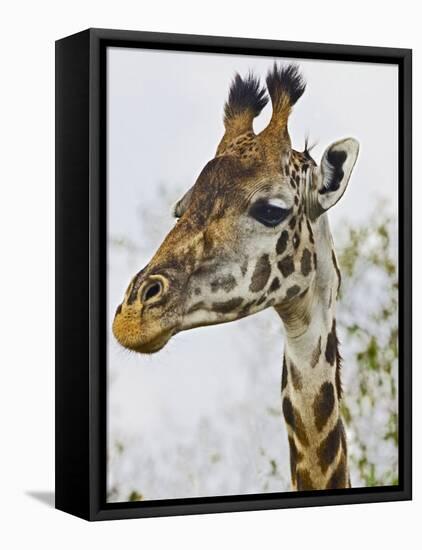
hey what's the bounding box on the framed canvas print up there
[55,28,412,521]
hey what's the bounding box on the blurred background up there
[106,48,398,502]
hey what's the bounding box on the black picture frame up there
[55,28,412,521]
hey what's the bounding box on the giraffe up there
[112,64,359,491]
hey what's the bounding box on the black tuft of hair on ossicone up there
[224,72,269,123]
[266,63,306,107]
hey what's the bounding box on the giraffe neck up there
[275,215,350,491]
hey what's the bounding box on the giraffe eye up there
[249,200,290,228]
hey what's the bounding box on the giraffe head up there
[113,64,359,353]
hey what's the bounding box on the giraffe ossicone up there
[112,63,359,491]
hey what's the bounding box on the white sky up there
[106,47,398,501]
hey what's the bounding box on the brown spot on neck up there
[296,468,315,491]
[317,418,343,474]
[300,248,312,276]
[281,355,288,392]
[289,361,303,391]
[325,319,338,365]
[283,396,309,447]
[278,255,295,278]
[332,250,342,297]
[326,453,348,489]
[313,382,335,432]
[288,436,303,485]
[324,320,343,399]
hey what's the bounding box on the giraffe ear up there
[315,138,359,213]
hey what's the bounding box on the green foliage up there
[337,210,398,487]
[128,490,143,502]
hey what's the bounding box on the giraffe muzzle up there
[112,272,180,354]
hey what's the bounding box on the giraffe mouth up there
[118,329,177,354]
[112,309,178,354]
[130,333,173,354]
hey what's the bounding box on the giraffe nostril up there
[142,280,163,303]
